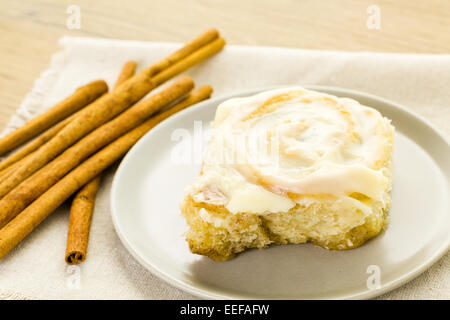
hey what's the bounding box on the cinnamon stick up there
[0,80,108,156]
[0,85,213,259]
[65,176,101,264]
[152,37,226,86]
[0,97,98,175]
[144,28,219,78]
[0,28,224,198]
[0,118,69,173]
[0,62,136,175]
[0,151,34,182]
[113,61,137,90]
[65,61,137,265]
[0,77,194,228]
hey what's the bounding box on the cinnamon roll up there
[181,87,394,261]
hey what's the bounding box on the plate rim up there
[110,85,450,300]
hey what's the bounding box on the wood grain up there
[1,0,449,131]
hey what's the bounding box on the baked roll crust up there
[181,87,394,261]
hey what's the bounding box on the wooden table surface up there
[0,0,449,131]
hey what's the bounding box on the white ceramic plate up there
[111,86,450,299]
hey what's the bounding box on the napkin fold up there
[1,37,449,299]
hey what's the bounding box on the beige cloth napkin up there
[0,37,449,300]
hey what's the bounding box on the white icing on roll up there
[188,87,394,215]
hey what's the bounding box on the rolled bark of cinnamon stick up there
[0,85,213,259]
[152,37,226,86]
[0,151,35,182]
[113,61,137,90]
[0,73,153,199]
[0,77,194,228]
[0,80,108,156]
[143,28,219,78]
[0,95,100,174]
[0,118,69,173]
[65,176,101,264]
[0,28,223,198]
[64,61,137,265]
[0,62,136,175]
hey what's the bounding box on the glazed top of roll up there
[187,87,395,215]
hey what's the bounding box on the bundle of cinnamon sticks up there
[0,28,225,263]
